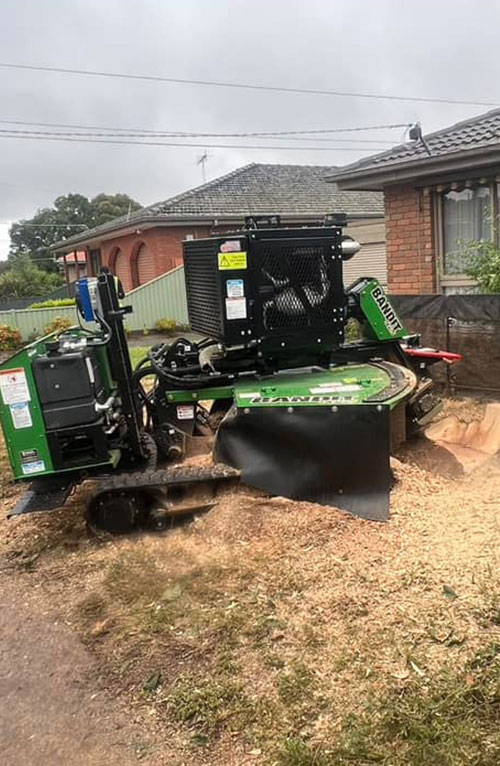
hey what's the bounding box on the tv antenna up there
[196,151,209,183]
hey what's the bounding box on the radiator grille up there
[184,241,224,338]
[259,244,333,330]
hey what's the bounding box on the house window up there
[439,184,492,292]
[89,248,102,276]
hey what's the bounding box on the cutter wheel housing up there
[0,217,458,531]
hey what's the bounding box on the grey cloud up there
[0,0,498,225]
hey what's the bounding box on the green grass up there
[168,676,256,736]
[77,549,500,763]
[76,547,500,764]
[274,643,500,766]
[129,345,151,368]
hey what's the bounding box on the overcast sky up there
[0,0,499,258]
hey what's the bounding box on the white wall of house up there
[344,219,386,287]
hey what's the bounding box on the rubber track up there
[88,463,241,502]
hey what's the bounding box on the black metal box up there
[33,351,104,430]
[183,225,346,350]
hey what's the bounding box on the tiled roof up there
[331,108,500,184]
[56,251,86,262]
[53,163,383,250]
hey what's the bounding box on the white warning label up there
[225,297,247,320]
[0,368,30,405]
[21,460,46,475]
[10,402,32,429]
[177,405,195,420]
[310,384,361,394]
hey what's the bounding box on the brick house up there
[52,163,385,292]
[330,109,500,295]
[56,251,87,282]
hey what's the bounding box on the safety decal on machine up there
[220,240,242,253]
[10,402,32,429]
[0,368,31,405]
[226,298,247,320]
[310,384,361,394]
[20,449,39,462]
[21,460,46,476]
[176,405,195,420]
[218,252,247,270]
[226,279,245,298]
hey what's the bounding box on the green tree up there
[0,255,63,299]
[462,214,500,292]
[9,193,142,271]
[464,239,500,292]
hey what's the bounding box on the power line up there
[0,222,88,227]
[0,116,411,138]
[0,127,397,146]
[0,133,388,151]
[0,62,497,107]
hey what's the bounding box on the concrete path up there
[0,571,153,766]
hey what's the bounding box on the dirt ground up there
[2,398,500,765]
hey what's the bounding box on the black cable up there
[0,128,397,146]
[0,62,496,107]
[133,366,157,411]
[90,310,112,346]
[147,352,232,390]
[0,116,412,137]
[0,133,388,152]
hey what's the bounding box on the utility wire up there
[0,133,388,151]
[0,116,411,137]
[0,61,497,107]
[0,127,397,146]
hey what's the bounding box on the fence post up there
[445,316,457,396]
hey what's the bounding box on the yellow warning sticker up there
[218,252,247,270]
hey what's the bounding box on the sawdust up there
[2,398,500,764]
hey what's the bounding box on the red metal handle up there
[404,348,463,364]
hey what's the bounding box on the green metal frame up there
[163,363,413,412]
[358,279,408,342]
[0,331,120,481]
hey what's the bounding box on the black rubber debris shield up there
[8,484,73,517]
[215,404,391,521]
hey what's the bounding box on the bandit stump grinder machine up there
[0,215,460,532]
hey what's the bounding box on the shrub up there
[0,255,63,299]
[44,316,73,336]
[0,324,22,351]
[30,298,76,309]
[156,318,178,334]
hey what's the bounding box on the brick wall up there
[88,222,263,288]
[385,184,436,294]
[89,226,210,288]
[83,217,389,292]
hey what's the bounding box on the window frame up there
[435,180,497,293]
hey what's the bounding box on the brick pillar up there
[385,184,436,295]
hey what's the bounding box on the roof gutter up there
[330,145,500,190]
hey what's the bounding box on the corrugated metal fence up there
[0,266,189,339]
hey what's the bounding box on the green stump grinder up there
[0,215,460,532]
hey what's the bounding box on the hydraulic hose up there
[147,341,233,390]
[148,355,232,390]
